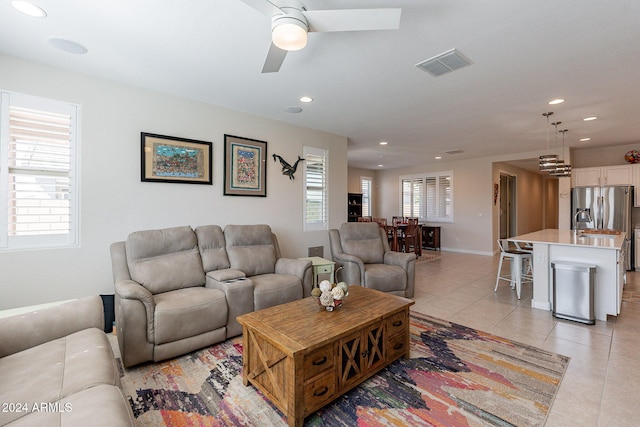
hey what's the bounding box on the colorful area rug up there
[118,312,569,426]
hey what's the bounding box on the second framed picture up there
[224,134,267,197]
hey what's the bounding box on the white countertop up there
[509,229,625,250]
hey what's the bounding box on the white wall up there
[375,149,572,256]
[377,157,492,255]
[0,55,348,310]
[572,142,640,168]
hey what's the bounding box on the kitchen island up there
[509,229,626,321]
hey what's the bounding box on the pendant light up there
[555,129,571,177]
[539,112,558,171]
[547,120,563,176]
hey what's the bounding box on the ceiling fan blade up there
[238,0,283,16]
[262,42,288,73]
[304,8,401,33]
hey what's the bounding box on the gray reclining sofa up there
[0,296,134,427]
[110,224,312,368]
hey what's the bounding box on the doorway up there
[499,173,516,239]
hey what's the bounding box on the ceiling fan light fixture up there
[272,14,308,51]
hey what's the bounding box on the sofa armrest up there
[0,296,104,358]
[275,258,311,278]
[114,279,155,341]
[275,258,313,296]
[207,268,246,282]
[384,251,416,269]
[206,272,254,338]
[332,253,365,286]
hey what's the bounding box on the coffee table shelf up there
[237,286,414,427]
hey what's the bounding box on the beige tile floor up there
[411,251,640,427]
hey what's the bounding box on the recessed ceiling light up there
[284,106,302,113]
[299,96,313,103]
[11,1,47,18]
[548,98,565,105]
[378,164,384,167]
[379,141,388,145]
[48,37,88,54]
[583,116,598,121]
[435,156,442,160]
[580,138,591,142]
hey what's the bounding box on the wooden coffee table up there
[237,285,414,427]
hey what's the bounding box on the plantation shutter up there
[426,174,452,221]
[401,171,452,222]
[439,175,451,218]
[401,176,424,218]
[1,92,78,249]
[304,147,327,230]
[426,176,437,218]
[361,177,371,217]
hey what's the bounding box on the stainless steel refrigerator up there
[571,185,633,270]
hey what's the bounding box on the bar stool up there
[494,239,533,299]
[514,241,533,276]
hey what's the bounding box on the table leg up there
[392,227,398,252]
[312,266,318,288]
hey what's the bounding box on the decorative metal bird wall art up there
[272,154,305,180]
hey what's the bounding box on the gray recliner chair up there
[329,222,416,298]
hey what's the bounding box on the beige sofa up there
[110,224,312,368]
[0,296,134,427]
[329,222,416,298]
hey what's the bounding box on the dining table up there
[389,223,422,256]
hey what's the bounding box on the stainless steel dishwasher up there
[551,261,596,325]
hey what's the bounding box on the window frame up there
[0,91,80,251]
[303,146,328,231]
[400,170,453,223]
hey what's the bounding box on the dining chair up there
[373,218,394,248]
[494,239,533,299]
[372,217,387,227]
[402,218,420,256]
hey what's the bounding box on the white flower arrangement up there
[313,280,349,311]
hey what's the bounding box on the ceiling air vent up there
[415,49,473,77]
[445,149,464,155]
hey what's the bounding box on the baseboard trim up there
[440,247,494,257]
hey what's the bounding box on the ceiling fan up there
[239,0,402,73]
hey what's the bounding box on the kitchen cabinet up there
[572,165,632,187]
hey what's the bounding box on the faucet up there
[574,209,593,231]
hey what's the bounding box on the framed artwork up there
[141,133,212,184]
[224,134,267,197]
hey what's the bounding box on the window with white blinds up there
[0,92,79,249]
[303,146,328,231]
[400,171,453,222]
[361,176,372,217]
